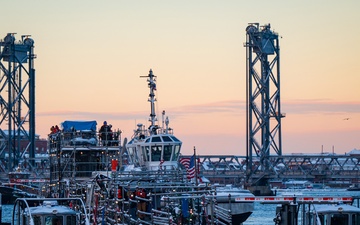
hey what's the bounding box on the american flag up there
[179,155,195,179]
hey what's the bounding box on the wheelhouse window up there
[170,135,180,142]
[151,146,162,161]
[173,145,181,161]
[162,136,173,142]
[330,213,348,225]
[127,147,139,165]
[163,145,172,161]
[142,146,149,161]
[45,215,63,225]
[32,215,41,225]
[65,215,77,225]
[351,213,360,225]
[152,136,162,142]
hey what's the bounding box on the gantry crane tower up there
[0,33,36,172]
[244,24,285,194]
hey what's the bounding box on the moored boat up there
[271,195,357,225]
[12,197,90,225]
[0,167,42,204]
[211,184,254,225]
[347,184,360,191]
[47,69,254,225]
[308,204,360,225]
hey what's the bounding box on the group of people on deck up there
[48,121,119,146]
[49,125,60,135]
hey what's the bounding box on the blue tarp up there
[61,120,97,132]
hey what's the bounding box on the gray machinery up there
[0,33,36,171]
[244,24,285,194]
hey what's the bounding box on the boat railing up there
[214,204,232,225]
[310,204,322,225]
[48,130,121,148]
[86,178,217,225]
[150,208,172,225]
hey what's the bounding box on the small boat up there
[272,196,357,225]
[211,184,255,225]
[283,179,313,189]
[0,167,41,204]
[12,198,90,225]
[347,184,360,191]
[308,204,360,225]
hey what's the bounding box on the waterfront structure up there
[244,23,285,194]
[0,33,36,172]
[182,153,360,189]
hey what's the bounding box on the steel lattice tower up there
[244,24,284,187]
[0,33,36,172]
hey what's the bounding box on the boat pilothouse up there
[126,69,182,171]
[12,197,90,225]
[270,196,360,225]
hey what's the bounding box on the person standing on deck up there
[99,121,111,146]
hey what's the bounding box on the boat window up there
[151,146,162,161]
[162,136,173,142]
[145,138,150,143]
[45,216,63,225]
[128,147,139,165]
[33,216,41,225]
[141,146,148,161]
[66,215,77,225]
[170,135,180,142]
[146,146,150,161]
[172,145,181,161]
[152,137,162,142]
[163,145,172,161]
[330,214,348,225]
[128,147,135,159]
[352,213,360,225]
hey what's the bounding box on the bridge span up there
[182,154,360,189]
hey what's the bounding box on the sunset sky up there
[1,0,359,156]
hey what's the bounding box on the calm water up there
[1,204,13,223]
[1,189,360,224]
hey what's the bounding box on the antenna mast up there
[140,69,158,135]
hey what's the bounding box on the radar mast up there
[140,69,158,135]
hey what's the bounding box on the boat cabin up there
[308,204,360,225]
[12,198,89,225]
[126,132,182,170]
